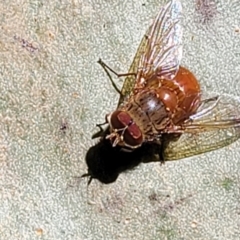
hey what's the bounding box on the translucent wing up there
[163,93,240,161]
[118,0,182,105]
[136,0,182,85]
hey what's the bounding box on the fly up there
[82,0,240,184]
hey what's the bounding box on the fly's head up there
[106,110,143,149]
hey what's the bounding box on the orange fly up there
[83,0,240,184]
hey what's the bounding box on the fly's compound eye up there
[110,111,143,148]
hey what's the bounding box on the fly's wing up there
[136,0,182,86]
[118,0,182,105]
[163,93,240,161]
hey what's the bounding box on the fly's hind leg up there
[154,138,165,164]
[141,140,165,164]
[158,144,165,164]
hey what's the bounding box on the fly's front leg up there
[98,58,136,96]
[92,121,108,139]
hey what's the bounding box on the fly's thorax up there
[132,89,171,133]
[106,110,143,149]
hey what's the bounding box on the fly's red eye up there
[110,110,125,129]
[110,111,143,148]
[123,122,143,147]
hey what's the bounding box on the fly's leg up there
[153,137,166,164]
[98,58,136,95]
[92,121,108,139]
[98,59,121,95]
[150,137,165,164]
[158,143,165,164]
[98,58,136,78]
[141,140,165,164]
